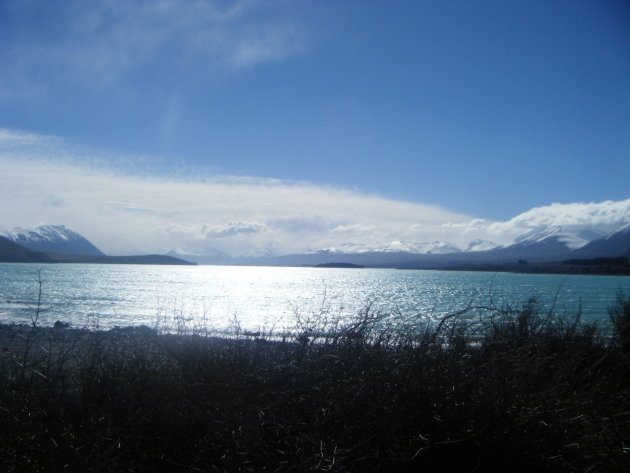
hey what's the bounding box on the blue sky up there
[1,0,629,255]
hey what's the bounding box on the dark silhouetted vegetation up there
[1,294,629,472]
[563,257,628,266]
[446,258,630,275]
[313,263,365,268]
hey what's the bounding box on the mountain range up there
[1,224,629,269]
[165,224,630,268]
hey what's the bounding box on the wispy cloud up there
[228,21,305,68]
[0,0,309,97]
[0,128,61,147]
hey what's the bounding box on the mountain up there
[312,240,461,256]
[511,226,603,251]
[0,226,195,265]
[174,222,629,268]
[158,222,628,268]
[267,250,435,268]
[491,227,582,260]
[573,224,630,258]
[406,241,461,255]
[465,239,501,252]
[0,236,195,265]
[313,243,379,255]
[256,226,620,269]
[0,236,52,263]
[0,225,104,256]
[438,227,598,264]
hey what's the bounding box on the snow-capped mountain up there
[511,226,604,251]
[312,240,461,256]
[445,225,617,264]
[412,241,461,255]
[312,242,375,255]
[464,239,501,252]
[304,226,621,262]
[308,225,629,266]
[0,225,104,256]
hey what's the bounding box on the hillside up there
[0,237,52,263]
[46,253,197,265]
[574,224,630,258]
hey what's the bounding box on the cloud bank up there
[444,200,630,242]
[1,129,629,257]
[0,129,472,255]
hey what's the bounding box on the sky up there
[0,0,629,256]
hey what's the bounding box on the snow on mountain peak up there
[512,226,604,250]
[311,240,460,255]
[606,222,630,239]
[0,225,104,255]
[465,239,501,252]
[312,242,374,254]
[32,225,73,242]
[415,241,461,255]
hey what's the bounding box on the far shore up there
[435,259,630,276]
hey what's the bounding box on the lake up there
[1,263,628,333]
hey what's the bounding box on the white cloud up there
[0,130,473,255]
[443,200,630,244]
[501,201,630,230]
[198,221,269,239]
[330,224,373,234]
[2,129,629,256]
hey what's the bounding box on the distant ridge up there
[46,253,196,265]
[313,262,364,268]
[236,225,630,269]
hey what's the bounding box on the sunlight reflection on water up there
[0,263,628,331]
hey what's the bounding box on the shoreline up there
[433,260,630,276]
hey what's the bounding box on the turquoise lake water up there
[0,263,628,332]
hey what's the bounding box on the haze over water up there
[1,263,628,333]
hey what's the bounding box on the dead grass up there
[0,295,629,472]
